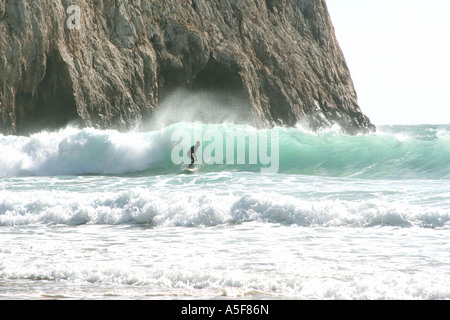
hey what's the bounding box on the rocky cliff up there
[0,0,375,135]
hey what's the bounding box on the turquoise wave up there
[1,123,449,179]
[278,124,450,179]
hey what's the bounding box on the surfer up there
[188,141,201,169]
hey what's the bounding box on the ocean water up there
[1,123,450,299]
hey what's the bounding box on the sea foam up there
[1,185,449,229]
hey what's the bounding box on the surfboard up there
[182,167,195,174]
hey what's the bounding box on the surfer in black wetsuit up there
[188,141,201,169]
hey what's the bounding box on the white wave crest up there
[1,188,449,229]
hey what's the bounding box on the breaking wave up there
[1,187,449,228]
[1,123,450,179]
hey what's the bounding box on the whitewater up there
[1,123,450,299]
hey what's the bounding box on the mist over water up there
[144,89,256,130]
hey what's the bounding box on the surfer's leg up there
[189,155,195,168]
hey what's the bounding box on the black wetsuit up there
[190,145,195,166]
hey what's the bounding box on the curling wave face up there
[1,123,450,179]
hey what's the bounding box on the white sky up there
[326,0,450,125]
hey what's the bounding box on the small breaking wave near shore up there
[1,175,449,229]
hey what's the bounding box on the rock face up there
[0,0,375,135]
